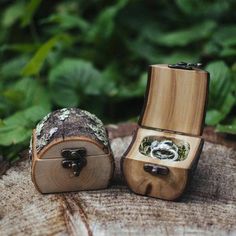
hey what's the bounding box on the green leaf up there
[1,2,25,28]
[176,0,230,17]
[100,65,120,96]
[212,25,236,47]
[117,73,147,98]
[0,56,29,79]
[0,106,48,146]
[220,47,236,57]
[205,61,235,126]
[0,126,31,146]
[86,0,128,42]
[3,90,25,104]
[41,13,89,31]
[206,61,232,109]
[151,21,216,47]
[49,59,101,107]
[21,35,66,76]
[21,0,42,27]
[205,110,223,126]
[4,106,48,127]
[216,118,236,134]
[12,78,51,111]
[0,43,39,53]
[126,37,161,63]
[2,78,51,113]
[206,93,235,126]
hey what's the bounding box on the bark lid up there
[29,108,109,158]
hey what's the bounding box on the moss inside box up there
[139,136,190,162]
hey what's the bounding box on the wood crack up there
[60,194,93,236]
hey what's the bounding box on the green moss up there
[139,136,190,162]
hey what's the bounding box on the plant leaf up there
[21,0,42,27]
[41,13,89,31]
[149,21,216,47]
[0,126,31,146]
[0,56,29,79]
[86,0,128,42]
[176,0,230,17]
[21,35,66,76]
[206,93,235,125]
[13,78,51,111]
[206,61,232,108]
[49,59,101,107]
[0,105,48,146]
[216,118,236,134]
[1,2,25,28]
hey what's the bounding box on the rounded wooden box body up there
[122,64,209,200]
[30,108,114,194]
[122,128,204,200]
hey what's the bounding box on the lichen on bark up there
[32,108,109,154]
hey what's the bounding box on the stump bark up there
[0,124,236,236]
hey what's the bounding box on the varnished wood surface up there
[39,137,108,159]
[123,158,188,200]
[122,127,203,200]
[33,154,113,193]
[139,64,209,136]
[1,136,235,236]
[32,130,114,193]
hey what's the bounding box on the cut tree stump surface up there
[0,124,236,236]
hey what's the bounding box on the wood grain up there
[122,127,203,200]
[31,108,114,194]
[0,136,235,236]
[139,64,209,136]
[33,155,113,193]
[32,130,114,194]
[123,158,189,200]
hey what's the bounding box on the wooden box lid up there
[139,64,209,136]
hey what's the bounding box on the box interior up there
[139,136,190,162]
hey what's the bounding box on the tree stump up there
[0,124,236,236]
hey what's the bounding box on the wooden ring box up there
[122,64,209,200]
[30,108,114,194]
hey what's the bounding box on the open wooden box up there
[122,64,209,200]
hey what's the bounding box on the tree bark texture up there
[32,108,109,156]
[0,124,236,236]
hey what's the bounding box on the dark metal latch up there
[168,62,202,70]
[61,148,87,176]
[143,163,169,176]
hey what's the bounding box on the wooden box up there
[30,108,114,194]
[122,64,209,200]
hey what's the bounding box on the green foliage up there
[0,0,236,160]
[206,61,236,132]
[49,59,102,107]
[21,34,71,76]
[149,21,217,47]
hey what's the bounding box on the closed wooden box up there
[122,64,209,200]
[30,108,114,194]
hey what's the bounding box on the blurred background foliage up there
[0,0,235,160]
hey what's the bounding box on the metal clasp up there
[143,163,169,176]
[61,148,87,176]
[168,62,202,70]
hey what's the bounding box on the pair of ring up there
[150,140,179,161]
